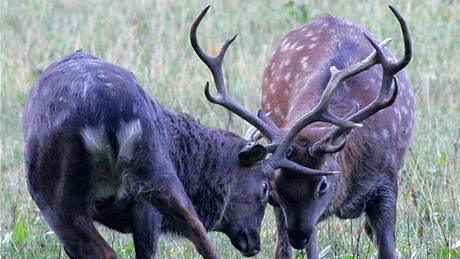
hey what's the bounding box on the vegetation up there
[1,0,459,258]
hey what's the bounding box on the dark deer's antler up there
[190,6,278,142]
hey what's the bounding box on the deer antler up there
[191,5,411,176]
[253,6,411,176]
[190,5,279,142]
[310,5,412,157]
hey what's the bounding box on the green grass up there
[1,0,459,258]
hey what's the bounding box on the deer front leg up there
[131,199,162,259]
[305,229,318,259]
[93,197,161,259]
[365,183,398,259]
[136,160,220,259]
[273,206,292,259]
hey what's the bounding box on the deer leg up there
[305,229,319,259]
[93,197,161,259]
[26,145,116,258]
[93,197,135,233]
[273,206,292,259]
[363,218,375,244]
[365,184,398,259]
[36,194,116,258]
[131,198,162,259]
[134,159,220,259]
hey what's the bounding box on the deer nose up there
[289,236,309,250]
[235,230,261,257]
[237,236,248,252]
[288,228,313,249]
[241,246,260,257]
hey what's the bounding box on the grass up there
[1,0,459,258]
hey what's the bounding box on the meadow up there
[1,0,459,258]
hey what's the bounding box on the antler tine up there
[190,6,279,141]
[190,6,213,69]
[388,5,412,72]
[310,6,411,157]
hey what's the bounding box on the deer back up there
[261,15,415,171]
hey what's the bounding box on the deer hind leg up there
[132,158,220,259]
[35,182,116,258]
[25,138,116,259]
[364,182,398,259]
[273,206,292,259]
[45,210,117,259]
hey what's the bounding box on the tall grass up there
[1,0,459,258]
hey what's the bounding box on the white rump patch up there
[82,120,142,201]
[116,119,142,162]
[82,119,142,163]
[82,124,109,154]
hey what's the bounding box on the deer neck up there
[163,110,243,229]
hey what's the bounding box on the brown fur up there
[262,15,414,259]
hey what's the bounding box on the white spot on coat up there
[270,84,276,95]
[394,108,401,122]
[401,106,408,115]
[262,94,267,103]
[263,76,268,85]
[382,129,390,139]
[274,107,282,115]
[281,42,291,52]
[283,59,291,67]
[301,56,309,70]
[284,72,291,82]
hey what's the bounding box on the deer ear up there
[238,143,267,165]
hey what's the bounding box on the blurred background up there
[1,0,459,258]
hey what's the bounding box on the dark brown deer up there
[247,6,413,259]
[22,6,340,259]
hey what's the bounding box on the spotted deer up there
[247,6,414,259]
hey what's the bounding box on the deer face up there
[214,142,271,257]
[274,154,340,249]
[267,130,337,248]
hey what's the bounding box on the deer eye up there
[286,146,295,158]
[318,179,329,195]
[262,182,270,199]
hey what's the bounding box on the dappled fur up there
[262,13,414,259]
